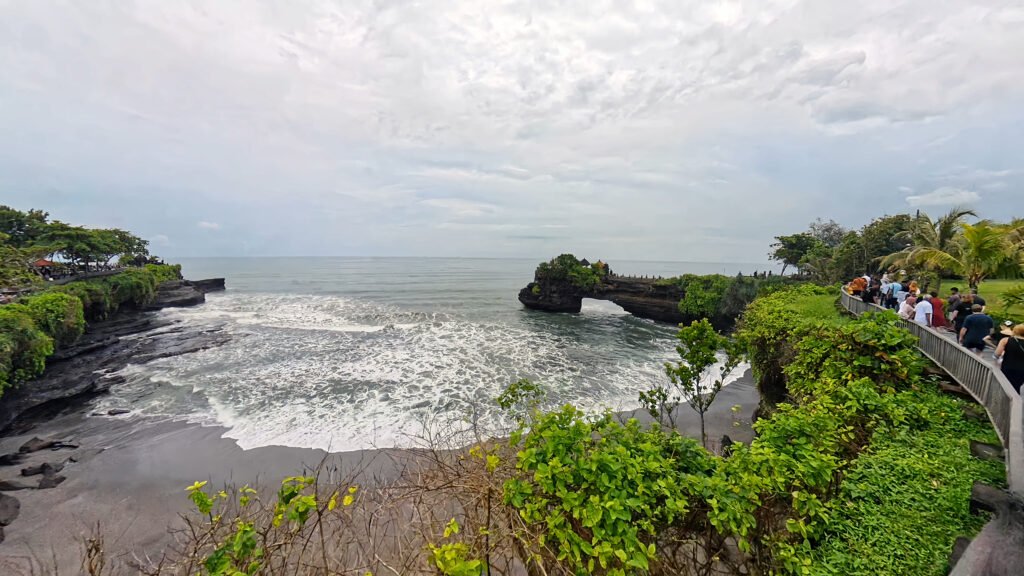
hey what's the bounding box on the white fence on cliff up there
[839,290,1024,497]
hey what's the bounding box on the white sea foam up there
[97,291,747,452]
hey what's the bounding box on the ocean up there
[96,257,762,452]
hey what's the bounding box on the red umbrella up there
[32,259,55,267]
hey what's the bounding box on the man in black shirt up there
[960,304,994,355]
[970,288,987,311]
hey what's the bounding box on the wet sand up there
[0,374,759,575]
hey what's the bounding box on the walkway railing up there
[840,290,1024,496]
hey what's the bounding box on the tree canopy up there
[0,205,153,287]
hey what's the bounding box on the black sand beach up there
[0,374,759,575]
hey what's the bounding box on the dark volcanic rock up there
[517,283,584,313]
[188,278,226,293]
[949,536,972,568]
[0,479,34,491]
[970,482,1015,515]
[19,437,56,453]
[970,441,1004,462]
[518,272,737,326]
[146,281,205,310]
[106,409,131,416]
[0,493,20,525]
[37,474,66,489]
[21,461,64,477]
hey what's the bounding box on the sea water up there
[97,257,761,452]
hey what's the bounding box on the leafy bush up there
[811,388,1005,576]
[534,254,602,290]
[504,406,711,575]
[95,267,159,309]
[677,274,733,317]
[736,284,845,404]
[13,292,85,347]
[146,263,182,283]
[52,281,114,320]
[0,306,53,393]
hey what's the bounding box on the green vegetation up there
[811,388,1005,575]
[0,205,154,283]
[654,273,799,320]
[0,264,179,395]
[494,292,998,575]
[0,208,180,396]
[773,211,1024,298]
[735,284,846,403]
[146,263,183,283]
[8,292,85,347]
[0,306,53,394]
[163,283,1001,576]
[639,318,741,446]
[533,253,606,290]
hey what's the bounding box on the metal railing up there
[840,290,1024,496]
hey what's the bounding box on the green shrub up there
[145,263,182,283]
[14,292,85,346]
[677,274,733,317]
[52,281,113,320]
[534,254,601,290]
[0,306,53,393]
[810,388,1005,576]
[95,267,158,309]
[504,406,711,575]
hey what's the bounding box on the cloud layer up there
[1,1,1021,261]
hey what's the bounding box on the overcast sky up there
[1,1,1021,262]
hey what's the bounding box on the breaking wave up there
[97,291,745,452]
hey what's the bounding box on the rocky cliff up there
[0,278,228,434]
[519,274,697,325]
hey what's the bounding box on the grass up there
[973,278,1024,319]
[791,292,851,326]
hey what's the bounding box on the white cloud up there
[905,187,980,207]
[898,186,914,193]
[420,198,496,218]
[151,234,171,246]
[0,1,1022,259]
[197,221,221,230]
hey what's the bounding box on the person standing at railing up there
[995,324,1024,393]
[899,295,917,321]
[887,279,902,309]
[913,295,933,326]
[959,304,994,356]
[927,291,947,329]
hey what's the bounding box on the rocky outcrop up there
[0,279,230,434]
[188,278,226,293]
[145,280,206,310]
[520,275,708,326]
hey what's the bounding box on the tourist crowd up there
[846,273,1024,393]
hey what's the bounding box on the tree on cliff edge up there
[639,318,741,448]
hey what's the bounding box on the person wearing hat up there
[988,320,1015,347]
[995,323,1024,393]
[959,304,994,356]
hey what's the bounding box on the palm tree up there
[894,222,1010,288]
[995,218,1024,279]
[880,207,977,285]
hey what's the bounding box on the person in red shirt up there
[928,291,947,329]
